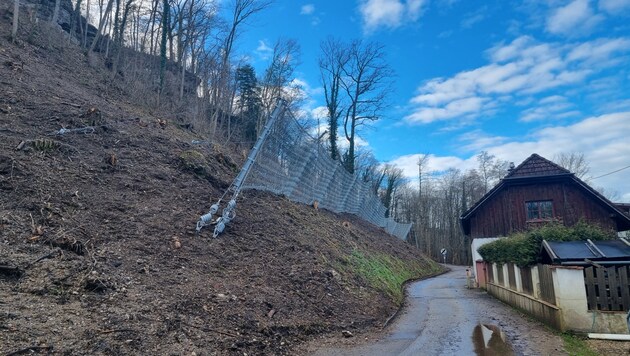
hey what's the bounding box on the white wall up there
[470,237,505,281]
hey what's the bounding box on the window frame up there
[525,200,554,221]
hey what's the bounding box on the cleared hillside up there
[0,7,442,355]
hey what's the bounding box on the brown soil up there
[0,7,441,356]
[587,339,630,355]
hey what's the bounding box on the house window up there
[526,200,553,220]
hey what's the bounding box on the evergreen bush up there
[478,221,615,267]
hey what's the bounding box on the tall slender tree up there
[319,37,348,161]
[210,0,271,137]
[340,40,394,174]
[158,0,170,100]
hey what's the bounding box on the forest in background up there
[9,0,616,265]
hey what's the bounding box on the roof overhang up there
[460,173,630,234]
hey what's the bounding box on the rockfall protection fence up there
[197,100,412,240]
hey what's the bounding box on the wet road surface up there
[313,265,566,356]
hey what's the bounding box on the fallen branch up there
[26,248,61,268]
[59,102,82,108]
[15,139,79,153]
[180,321,240,338]
[52,126,96,135]
[100,328,135,334]
[6,345,53,356]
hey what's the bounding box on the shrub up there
[478,221,615,267]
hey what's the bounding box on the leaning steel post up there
[195,99,287,236]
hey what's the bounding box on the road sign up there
[440,248,447,255]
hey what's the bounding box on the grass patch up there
[346,250,441,305]
[561,333,599,356]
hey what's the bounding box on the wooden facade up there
[461,154,630,238]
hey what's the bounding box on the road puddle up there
[472,323,514,355]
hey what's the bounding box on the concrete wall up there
[552,266,628,334]
[486,263,629,333]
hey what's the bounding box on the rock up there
[342,330,353,338]
[327,269,341,281]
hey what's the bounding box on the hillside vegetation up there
[0,5,442,355]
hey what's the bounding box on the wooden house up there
[461,153,630,239]
[464,154,630,333]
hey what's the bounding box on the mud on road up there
[309,265,567,356]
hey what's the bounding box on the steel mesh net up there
[242,111,412,240]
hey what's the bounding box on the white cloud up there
[311,106,328,120]
[567,38,630,65]
[461,6,487,29]
[406,96,488,124]
[308,106,329,137]
[458,130,508,152]
[359,0,427,32]
[519,106,580,122]
[407,0,427,19]
[391,112,630,201]
[300,4,315,15]
[338,135,370,150]
[255,40,273,60]
[300,4,321,25]
[599,0,630,13]
[405,36,630,125]
[389,154,469,179]
[546,0,605,37]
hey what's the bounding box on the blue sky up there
[235,0,630,201]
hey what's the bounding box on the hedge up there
[477,221,615,267]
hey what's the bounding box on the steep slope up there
[0,8,442,355]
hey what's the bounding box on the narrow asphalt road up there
[312,265,567,356]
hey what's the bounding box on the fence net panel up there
[242,110,412,240]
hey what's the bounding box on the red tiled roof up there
[505,153,571,178]
[460,153,630,234]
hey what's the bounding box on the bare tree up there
[110,0,135,79]
[380,164,404,218]
[319,36,348,161]
[417,154,429,194]
[354,150,383,194]
[83,0,91,48]
[210,0,271,137]
[477,151,509,193]
[157,0,169,102]
[340,40,394,174]
[258,38,300,134]
[554,151,590,180]
[89,0,115,53]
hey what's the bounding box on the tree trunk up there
[83,0,91,48]
[51,0,61,24]
[89,0,115,53]
[111,0,133,79]
[158,0,169,105]
[11,0,19,42]
[70,0,83,39]
[179,51,186,100]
